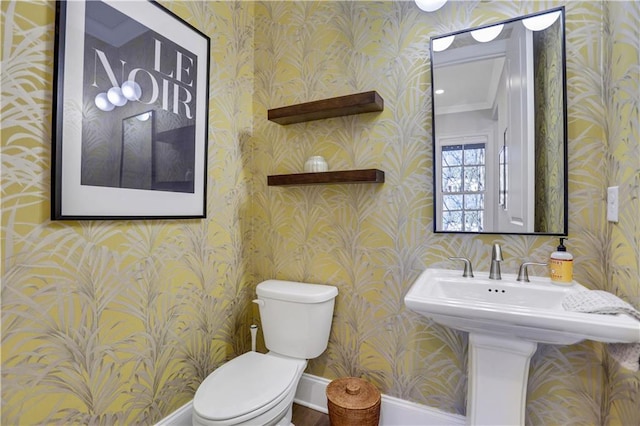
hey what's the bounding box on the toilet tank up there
[256,280,338,359]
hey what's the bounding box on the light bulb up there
[471,24,504,43]
[523,11,561,32]
[107,86,127,107]
[94,93,115,111]
[415,0,447,12]
[136,112,151,121]
[432,35,455,52]
[121,80,142,101]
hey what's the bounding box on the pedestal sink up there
[404,268,640,425]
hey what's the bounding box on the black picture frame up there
[52,0,210,220]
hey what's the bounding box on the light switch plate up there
[607,186,619,222]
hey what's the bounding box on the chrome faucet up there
[489,243,503,280]
[517,262,548,282]
[448,257,474,277]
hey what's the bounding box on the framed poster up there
[52,0,210,219]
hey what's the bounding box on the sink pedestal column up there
[467,333,537,426]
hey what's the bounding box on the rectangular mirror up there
[121,111,154,190]
[431,7,567,235]
[120,110,196,193]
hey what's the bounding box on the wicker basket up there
[326,377,381,426]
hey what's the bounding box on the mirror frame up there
[430,7,568,236]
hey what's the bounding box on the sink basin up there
[405,268,640,425]
[404,268,640,345]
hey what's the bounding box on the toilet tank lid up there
[257,280,338,303]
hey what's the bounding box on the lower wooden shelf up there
[267,169,385,186]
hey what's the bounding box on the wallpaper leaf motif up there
[2,0,638,425]
[251,1,639,424]
[2,0,254,424]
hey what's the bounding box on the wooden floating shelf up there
[268,91,384,125]
[267,169,385,186]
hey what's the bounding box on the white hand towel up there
[562,290,640,320]
[562,290,640,372]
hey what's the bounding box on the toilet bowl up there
[192,280,338,426]
[192,352,307,426]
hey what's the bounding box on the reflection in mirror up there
[121,110,154,190]
[431,8,567,235]
[121,111,196,193]
[153,124,196,193]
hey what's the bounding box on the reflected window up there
[441,143,486,232]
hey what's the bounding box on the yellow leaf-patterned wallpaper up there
[2,1,638,425]
[2,1,255,424]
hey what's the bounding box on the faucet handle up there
[448,257,474,277]
[517,262,548,282]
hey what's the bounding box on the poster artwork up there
[81,1,198,193]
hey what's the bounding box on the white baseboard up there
[294,373,467,426]
[293,373,330,413]
[155,400,192,426]
[157,373,466,426]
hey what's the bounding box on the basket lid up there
[326,377,381,410]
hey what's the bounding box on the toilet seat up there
[193,352,304,423]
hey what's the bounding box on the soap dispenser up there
[549,238,573,285]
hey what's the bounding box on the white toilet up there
[192,279,338,426]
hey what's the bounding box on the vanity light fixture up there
[432,35,455,52]
[107,86,128,107]
[94,80,143,112]
[121,80,142,101]
[94,92,115,111]
[471,24,504,43]
[415,0,447,12]
[522,11,561,31]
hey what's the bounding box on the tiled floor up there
[291,403,330,426]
